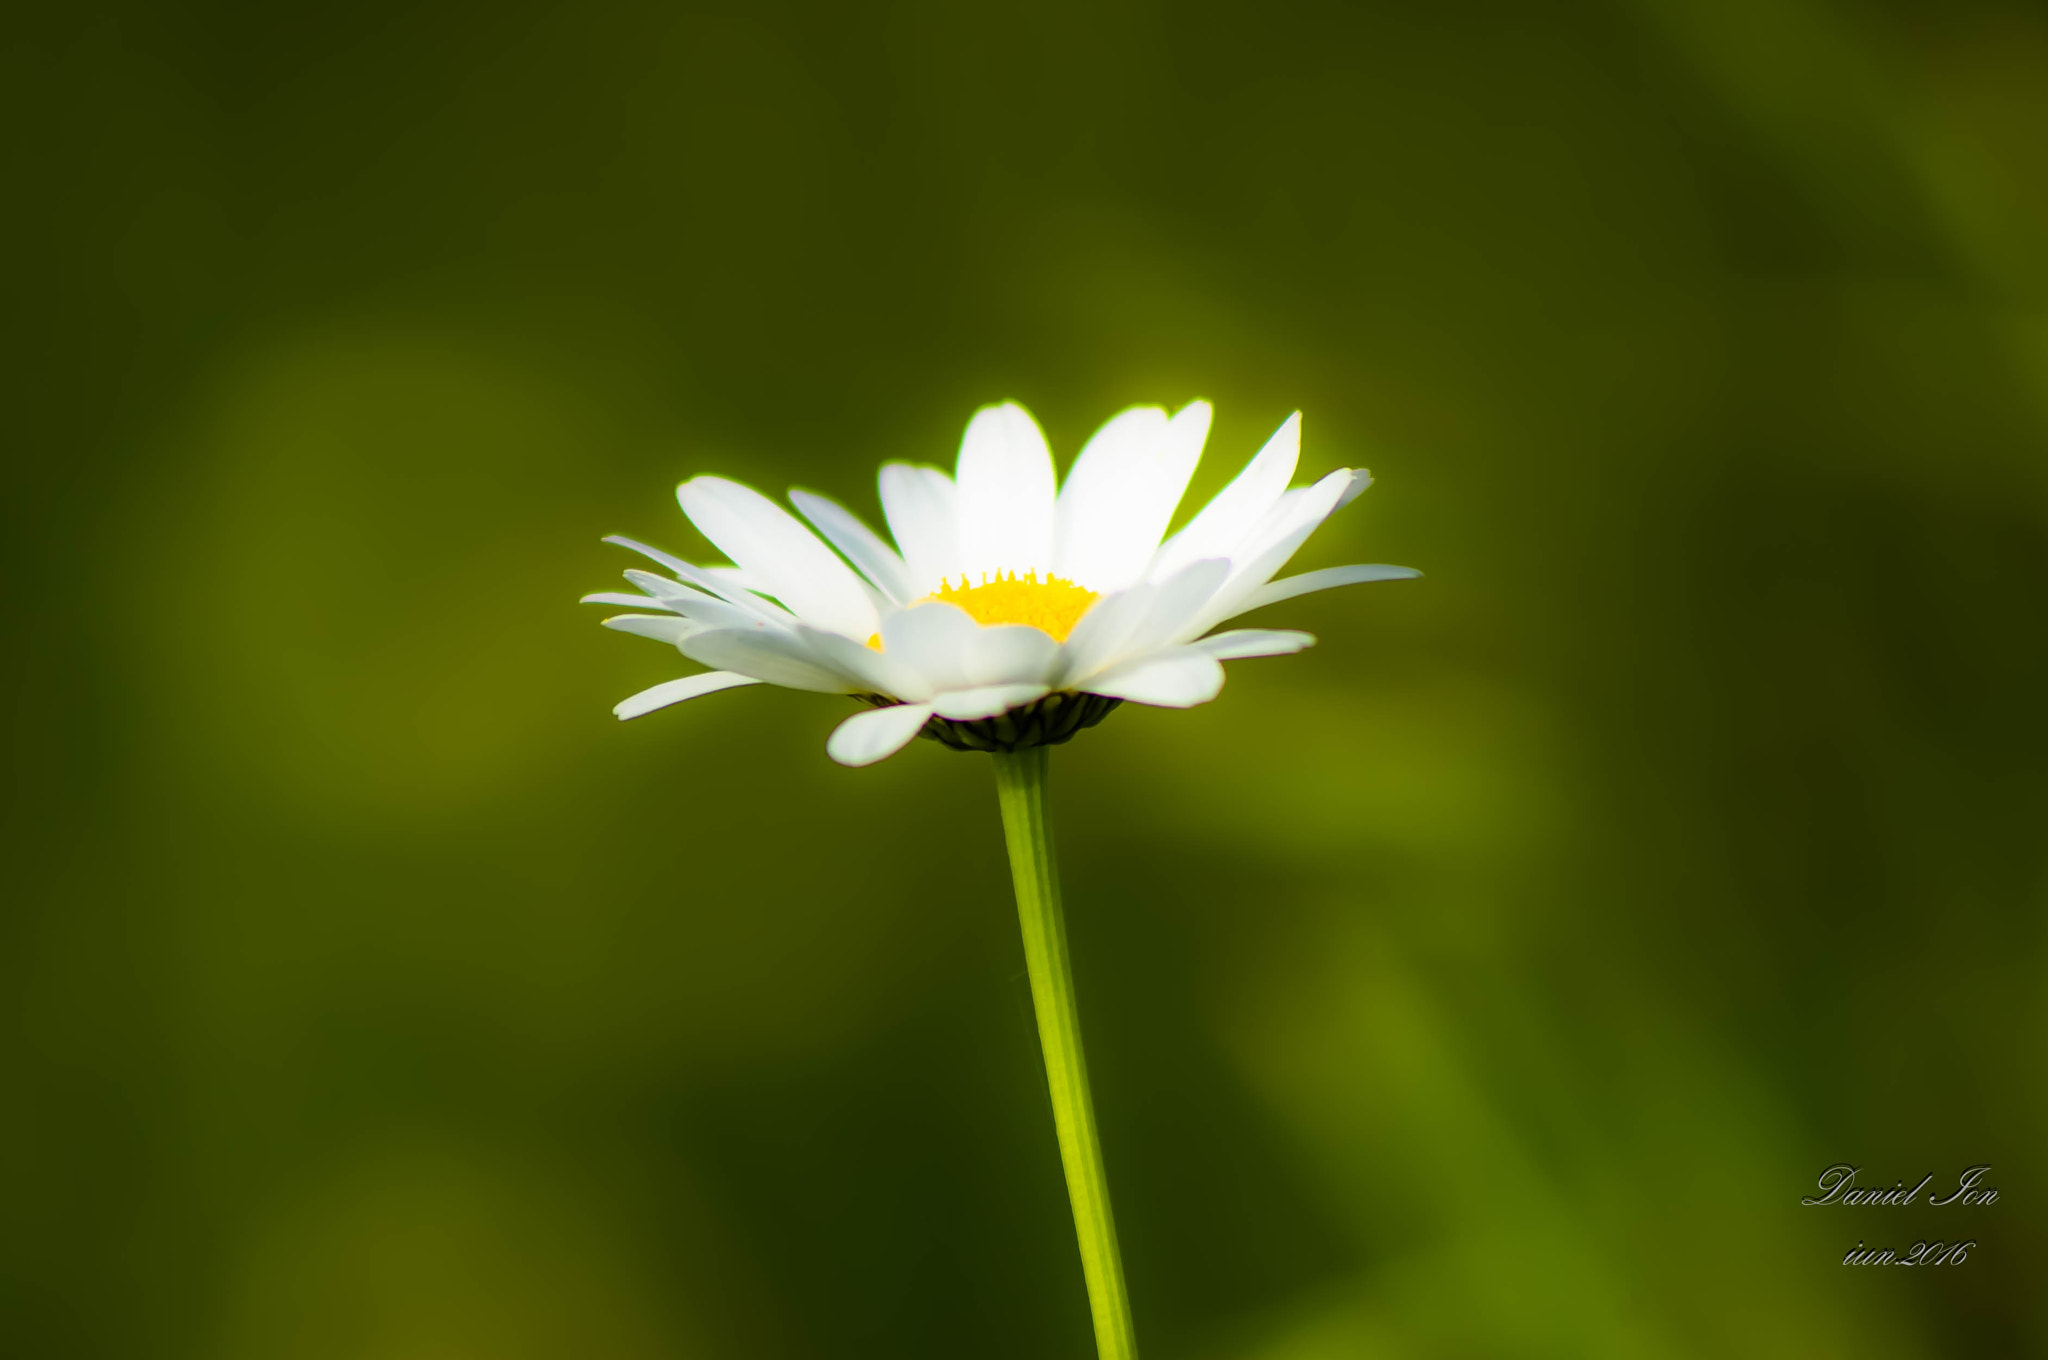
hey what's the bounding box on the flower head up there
[586,401,1417,765]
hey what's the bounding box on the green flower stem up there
[992,746,1137,1360]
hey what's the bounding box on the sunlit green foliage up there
[5,0,2046,1355]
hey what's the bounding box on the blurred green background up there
[6,0,2048,1355]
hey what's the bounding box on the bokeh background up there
[7,0,2048,1355]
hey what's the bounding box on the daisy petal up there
[1051,400,1210,593]
[828,703,934,767]
[963,623,1062,688]
[1336,469,1373,509]
[879,600,980,693]
[1127,557,1231,654]
[1192,628,1316,659]
[601,614,699,644]
[1150,412,1300,579]
[1239,563,1420,612]
[1153,400,1215,524]
[1230,471,1363,568]
[582,591,677,612]
[1052,406,1167,587]
[614,671,761,720]
[879,463,960,596]
[1055,581,1160,687]
[1193,469,1360,633]
[608,537,794,623]
[791,489,915,605]
[1083,648,1226,707]
[701,565,776,596]
[601,534,706,578]
[679,627,862,693]
[677,476,879,639]
[956,402,1056,583]
[624,570,777,632]
[613,570,722,609]
[1057,559,1229,687]
[793,624,933,702]
[932,683,1050,721]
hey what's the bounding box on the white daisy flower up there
[586,401,1418,767]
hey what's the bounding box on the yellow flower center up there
[869,571,1100,649]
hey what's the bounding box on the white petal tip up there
[931,684,1050,722]
[611,671,761,720]
[827,703,934,767]
[1195,628,1318,660]
[1084,651,1226,708]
